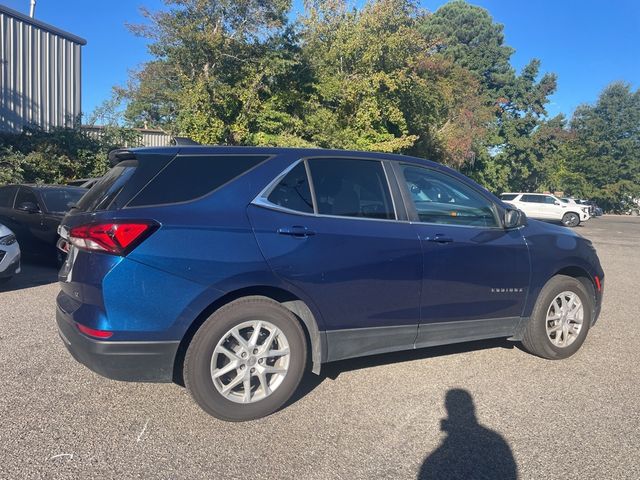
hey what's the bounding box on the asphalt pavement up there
[0,216,639,479]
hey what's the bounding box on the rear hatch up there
[61,150,175,231]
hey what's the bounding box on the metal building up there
[82,125,173,147]
[0,4,86,133]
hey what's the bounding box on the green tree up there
[300,0,492,165]
[567,82,640,211]
[419,0,514,94]
[122,0,310,145]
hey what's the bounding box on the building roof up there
[0,4,87,45]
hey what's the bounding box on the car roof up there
[127,145,443,168]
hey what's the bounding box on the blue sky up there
[5,0,639,120]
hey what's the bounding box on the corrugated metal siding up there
[0,7,84,132]
[140,130,172,147]
[82,126,173,147]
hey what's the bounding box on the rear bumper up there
[56,306,179,382]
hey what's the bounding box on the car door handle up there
[277,226,316,237]
[425,235,454,244]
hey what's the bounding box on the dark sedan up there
[0,184,87,264]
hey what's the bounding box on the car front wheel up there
[184,296,307,421]
[521,275,593,359]
[562,212,580,227]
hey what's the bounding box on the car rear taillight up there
[76,323,113,339]
[69,221,157,255]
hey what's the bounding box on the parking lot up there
[0,216,638,479]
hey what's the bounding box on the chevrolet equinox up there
[56,147,604,421]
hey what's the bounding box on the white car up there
[0,223,21,284]
[500,193,590,227]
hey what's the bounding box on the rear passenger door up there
[248,157,422,362]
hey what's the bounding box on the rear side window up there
[520,194,541,203]
[129,155,268,207]
[500,194,517,201]
[267,163,313,213]
[0,186,18,208]
[308,158,395,220]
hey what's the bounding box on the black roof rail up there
[171,136,201,146]
[108,149,136,166]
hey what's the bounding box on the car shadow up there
[417,389,518,479]
[0,260,58,293]
[284,338,516,409]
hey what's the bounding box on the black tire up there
[562,212,580,227]
[184,296,307,421]
[521,275,593,359]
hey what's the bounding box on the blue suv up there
[56,147,604,421]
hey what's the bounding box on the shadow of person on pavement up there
[418,389,517,480]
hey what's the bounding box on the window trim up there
[252,156,402,223]
[393,162,504,230]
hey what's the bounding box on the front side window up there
[543,196,558,204]
[40,188,86,214]
[307,158,395,220]
[401,165,498,227]
[15,188,39,210]
[267,162,313,213]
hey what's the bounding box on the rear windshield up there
[74,161,137,212]
[127,154,269,207]
[500,194,517,201]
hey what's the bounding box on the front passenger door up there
[395,164,531,347]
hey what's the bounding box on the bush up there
[0,125,141,185]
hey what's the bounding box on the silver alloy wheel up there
[545,291,584,347]
[210,320,290,404]
[563,213,579,227]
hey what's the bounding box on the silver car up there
[0,223,20,284]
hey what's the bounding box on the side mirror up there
[504,208,526,229]
[16,201,40,213]
[554,201,561,205]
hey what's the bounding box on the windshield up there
[40,188,87,214]
[74,162,137,212]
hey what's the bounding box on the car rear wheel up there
[521,275,593,359]
[184,296,307,421]
[562,212,580,227]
